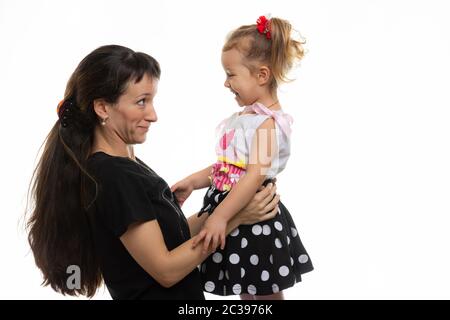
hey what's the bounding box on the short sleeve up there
[245,115,281,177]
[242,114,273,147]
[248,114,272,131]
[95,162,156,237]
[241,114,270,144]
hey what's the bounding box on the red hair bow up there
[256,15,271,40]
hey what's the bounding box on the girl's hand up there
[192,215,228,253]
[238,182,280,225]
[170,178,194,207]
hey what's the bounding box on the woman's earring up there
[101,117,108,126]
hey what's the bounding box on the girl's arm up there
[120,187,279,288]
[213,117,277,222]
[186,165,213,190]
[171,165,213,207]
[186,179,279,236]
[193,118,278,252]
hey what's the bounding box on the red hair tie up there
[56,99,65,116]
[256,15,271,40]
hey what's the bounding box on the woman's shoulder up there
[87,152,152,181]
[88,151,131,168]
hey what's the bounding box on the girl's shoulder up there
[220,108,292,133]
[235,112,276,131]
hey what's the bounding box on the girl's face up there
[106,74,158,144]
[222,48,261,107]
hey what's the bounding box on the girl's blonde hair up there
[223,17,305,92]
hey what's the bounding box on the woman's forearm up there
[165,237,212,286]
[187,212,208,236]
[165,214,242,287]
[188,165,213,190]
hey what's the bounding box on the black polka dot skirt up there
[197,182,314,296]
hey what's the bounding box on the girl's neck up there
[239,94,281,116]
[255,93,281,111]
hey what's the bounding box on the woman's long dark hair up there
[26,45,161,297]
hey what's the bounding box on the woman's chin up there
[133,135,147,144]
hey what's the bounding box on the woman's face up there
[107,74,158,144]
[222,48,260,107]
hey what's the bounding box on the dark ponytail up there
[26,45,161,297]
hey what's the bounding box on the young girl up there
[171,16,313,300]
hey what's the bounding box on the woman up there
[26,45,280,300]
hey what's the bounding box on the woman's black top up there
[86,152,204,300]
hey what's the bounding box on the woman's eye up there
[137,99,145,106]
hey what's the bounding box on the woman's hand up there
[170,178,194,207]
[191,182,280,251]
[237,182,280,225]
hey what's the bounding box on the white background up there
[1,0,449,299]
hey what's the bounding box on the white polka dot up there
[241,267,245,278]
[274,221,283,231]
[291,228,298,237]
[250,254,259,265]
[279,266,289,277]
[290,257,294,266]
[212,252,223,263]
[230,228,239,237]
[272,284,280,293]
[214,194,221,203]
[225,270,230,280]
[219,270,224,280]
[252,224,262,235]
[201,264,206,273]
[229,254,240,264]
[299,254,309,264]
[205,281,215,292]
[269,254,273,264]
[261,270,270,281]
[247,285,257,295]
[232,284,242,295]
[262,224,271,235]
[287,236,291,245]
[241,238,248,249]
[275,238,282,248]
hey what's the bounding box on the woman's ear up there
[257,66,271,86]
[93,99,109,119]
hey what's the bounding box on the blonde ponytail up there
[270,17,305,86]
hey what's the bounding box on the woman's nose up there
[145,104,158,122]
[224,79,230,88]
